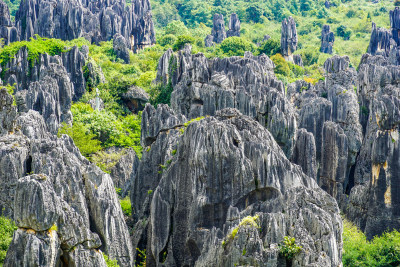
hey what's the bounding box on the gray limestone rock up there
[226,13,240,38]
[0,0,19,45]
[13,0,155,52]
[368,22,392,57]
[113,34,131,64]
[281,16,298,62]
[122,86,150,113]
[0,90,134,267]
[204,34,214,47]
[211,14,226,44]
[131,106,343,266]
[321,25,335,54]
[291,128,317,179]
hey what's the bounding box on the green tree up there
[165,20,189,36]
[159,34,177,47]
[337,25,352,40]
[246,6,263,23]
[172,35,196,51]
[270,54,291,76]
[220,37,256,56]
[258,39,281,57]
[0,216,17,264]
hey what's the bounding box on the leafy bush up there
[120,196,132,216]
[165,20,189,36]
[343,219,400,266]
[279,236,302,260]
[0,216,17,264]
[103,253,119,267]
[270,54,291,76]
[172,35,196,51]
[219,37,256,56]
[159,34,177,47]
[258,39,281,57]
[396,0,400,6]
[337,25,352,40]
[58,122,102,158]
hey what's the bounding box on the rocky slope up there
[1,0,155,52]
[0,88,134,266]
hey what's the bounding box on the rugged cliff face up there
[0,1,19,45]
[0,88,134,267]
[2,0,155,52]
[130,105,342,267]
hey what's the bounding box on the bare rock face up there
[0,89,135,267]
[13,0,155,52]
[226,13,240,38]
[211,13,226,44]
[113,34,131,64]
[122,85,150,113]
[390,7,400,45]
[204,34,214,47]
[291,128,317,179]
[157,47,297,157]
[321,25,335,54]
[130,106,343,266]
[0,0,19,45]
[281,16,298,62]
[368,22,392,57]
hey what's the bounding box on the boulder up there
[113,34,131,64]
[122,86,150,113]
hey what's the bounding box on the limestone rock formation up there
[13,0,155,52]
[0,88,135,267]
[122,86,150,113]
[113,34,131,64]
[281,16,298,62]
[157,47,296,157]
[321,25,335,54]
[0,0,19,45]
[226,13,240,37]
[368,22,392,57]
[204,34,214,47]
[212,14,227,44]
[130,105,343,266]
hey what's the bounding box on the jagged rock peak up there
[113,34,130,64]
[324,55,350,73]
[368,22,392,57]
[0,0,19,45]
[281,16,298,61]
[390,7,400,45]
[0,89,135,266]
[13,0,155,52]
[211,13,227,44]
[226,13,240,37]
[130,105,342,266]
[321,25,335,54]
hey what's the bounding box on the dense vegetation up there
[0,216,17,265]
[343,219,400,266]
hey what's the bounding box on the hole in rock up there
[25,155,32,175]
[235,187,280,211]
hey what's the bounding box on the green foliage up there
[279,236,302,260]
[219,37,256,56]
[0,216,17,264]
[103,253,120,267]
[120,196,132,216]
[343,219,400,266]
[258,39,281,57]
[91,149,127,174]
[58,122,102,158]
[246,5,264,23]
[337,25,352,40]
[136,248,146,267]
[165,21,189,36]
[395,0,400,6]
[0,36,89,67]
[172,35,196,51]
[270,54,291,76]
[159,34,177,47]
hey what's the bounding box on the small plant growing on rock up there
[103,253,119,267]
[279,236,302,260]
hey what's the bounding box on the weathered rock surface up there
[122,86,150,113]
[226,13,240,38]
[0,0,19,45]
[320,25,335,54]
[212,14,226,44]
[0,88,134,267]
[130,106,342,266]
[13,0,155,52]
[157,47,296,157]
[281,16,298,62]
[368,22,392,57]
[113,34,131,64]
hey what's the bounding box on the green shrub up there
[343,219,400,266]
[302,49,320,66]
[58,122,102,158]
[219,37,256,56]
[165,20,189,36]
[395,0,400,6]
[270,54,291,76]
[0,216,17,264]
[119,196,132,216]
[103,253,119,267]
[337,25,352,40]
[258,39,281,57]
[279,236,302,260]
[159,34,177,46]
[172,35,196,51]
